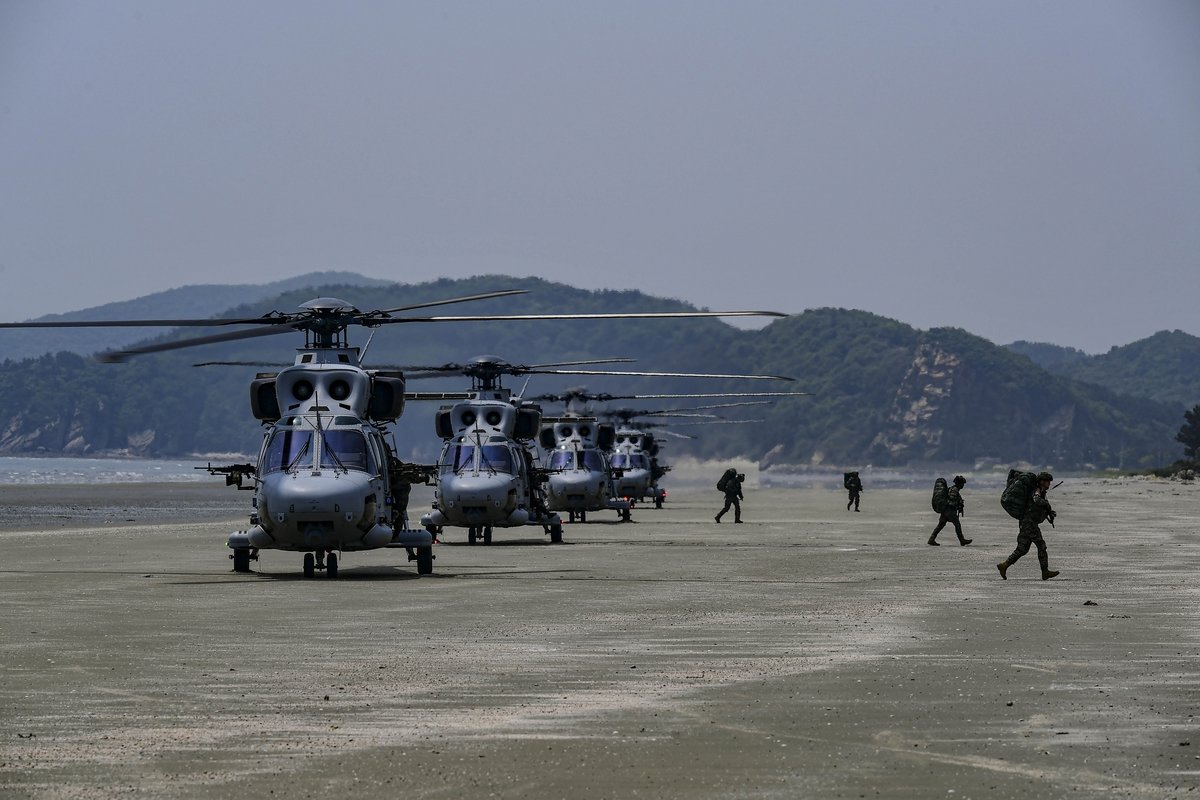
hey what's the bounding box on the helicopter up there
[532,383,802,523]
[534,389,809,516]
[604,402,771,508]
[0,289,789,577]
[401,356,782,542]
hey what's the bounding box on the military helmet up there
[1037,471,1054,482]
[952,475,966,486]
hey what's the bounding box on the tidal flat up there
[1,478,1197,799]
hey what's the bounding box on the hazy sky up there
[1,1,1197,353]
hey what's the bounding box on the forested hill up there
[0,276,1183,469]
[1007,331,1200,409]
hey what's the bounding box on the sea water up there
[0,456,216,485]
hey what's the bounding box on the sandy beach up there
[1,477,1197,798]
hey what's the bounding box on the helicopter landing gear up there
[303,552,315,578]
[549,523,563,544]
[416,546,434,575]
[231,548,254,573]
[483,526,493,545]
[468,527,478,544]
[654,495,664,509]
[326,551,338,579]
[620,508,632,522]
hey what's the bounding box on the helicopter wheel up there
[326,552,338,579]
[655,496,664,509]
[621,508,631,522]
[416,546,434,574]
[549,524,563,544]
[303,552,315,578]
[579,510,587,523]
[231,548,252,573]
[468,527,478,545]
[483,526,493,545]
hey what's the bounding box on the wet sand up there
[1,478,1197,798]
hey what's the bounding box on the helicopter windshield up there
[441,444,476,474]
[612,454,647,470]
[320,430,371,472]
[581,450,607,472]
[263,429,314,473]
[479,445,514,475]
[548,451,576,470]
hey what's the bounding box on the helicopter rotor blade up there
[377,289,530,314]
[595,391,811,401]
[520,369,795,381]
[193,360,288,368]
[0,313,289,330]
[97,325,298,363]
[520,358,636,369]
[370,310,787,324]
[403,391,474,401]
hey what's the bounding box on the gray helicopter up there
[532,384,802,522]
[604,403,763,507]
[408,356,752,541]
[0,290,788,577]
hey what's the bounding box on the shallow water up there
[0,456,215,485]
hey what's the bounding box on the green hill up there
[1006,331,1200,409]
[0,277,1183,469]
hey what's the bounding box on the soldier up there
[928,475,972,546]
[715,468,744,523]
[846,471,862,512]
[996,471,1060,580]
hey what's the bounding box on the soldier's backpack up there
[931,477,950,514]
[1001,469,1038,519]
[843,472,856,490]
[717,473,731,492]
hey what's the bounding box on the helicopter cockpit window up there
[320,430,370,472]
[548,451,575,470]
[263,429,314,473]
[479,445,513,475]
[611,454,631,469]
[441,444,476,473]
[581,450,607,472]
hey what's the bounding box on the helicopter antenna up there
[359,328,379,363]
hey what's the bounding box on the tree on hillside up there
[1176,405,1200,460]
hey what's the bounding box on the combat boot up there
[958,537,972,546]
[1041,569,1060,580]
[927,536,940,546]
[996,560,1009,580]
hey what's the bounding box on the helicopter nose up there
[261,472,372,536]
[438,474,518,523]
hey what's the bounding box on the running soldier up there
[715,468,744,523]
[929,475,972,546]
[997,472,1060,580]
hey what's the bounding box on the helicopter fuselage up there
[226,356,432,572]
[540,419,630,521]
[420,392,562,541]
[610,427,666,505]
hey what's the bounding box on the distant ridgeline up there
[0,274,1186,469]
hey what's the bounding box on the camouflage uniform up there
[929,481,971,545]
[846,473,862,512]
[715,470,744,523]
[997,473,1059,579]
